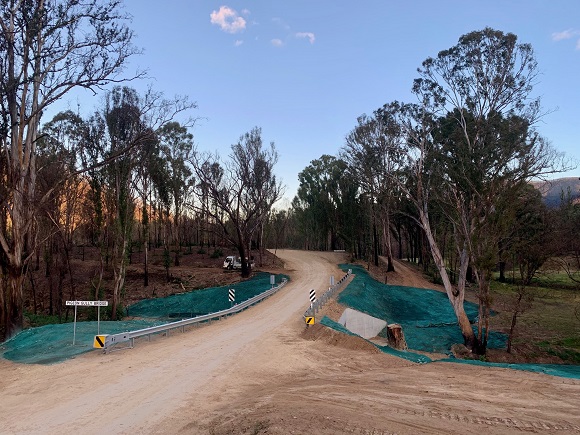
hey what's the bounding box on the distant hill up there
[532,177,580,208]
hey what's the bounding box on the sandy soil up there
[0,250,579,434]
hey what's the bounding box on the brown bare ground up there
[0,250,579,434]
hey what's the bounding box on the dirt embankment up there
[0,250,578,435]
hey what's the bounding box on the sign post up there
[228,289,235,307]
[65,300,108,345]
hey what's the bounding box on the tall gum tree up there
[0,0,139,339]
[343,111,406,271]
[383,100,480,348]
[157,122,195,267]
[410,28,568,352]
[191,127,283,278]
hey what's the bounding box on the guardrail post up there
[302,270,351,324]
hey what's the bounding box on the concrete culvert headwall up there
[338,308,387,339]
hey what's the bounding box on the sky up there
[50,0,580,203]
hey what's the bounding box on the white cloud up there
[234,40,243,47]
[552,29,579,41]
[241,9,250,16]
[296,32,316,44]
[271,38,284,47]
[552,29,580,50]
[210,6,246,34]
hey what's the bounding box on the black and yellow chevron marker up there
[93,335,108,349]
[305,316,315,325]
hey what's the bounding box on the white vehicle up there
[223,256,242,270]
[223,255,255,270]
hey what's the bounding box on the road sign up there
[66,300,108,306]
[93,334,108,349]
[66,301,108,344]
[305,316,315,325]
[309,289,316,304]
[228,288,235,302]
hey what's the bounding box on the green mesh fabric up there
[335,264,506,354]
[323,264,580,379]
[1,273,288,365]
[1,320,162,365]
[128,272,288,320]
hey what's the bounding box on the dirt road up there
[0,250,579,434]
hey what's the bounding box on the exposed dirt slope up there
[0,250,578,434]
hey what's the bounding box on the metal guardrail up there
[304,269,352,318]
[101,278,288,353]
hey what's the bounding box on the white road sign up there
[65,300,108,307]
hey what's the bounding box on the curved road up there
[0,250,345,433]
[0,250,579,434]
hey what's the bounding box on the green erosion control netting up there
[1,273,288,365]
[329,264,580,379]
[128,272,288,320]
[1,320,162,365]
[336,264,506,354]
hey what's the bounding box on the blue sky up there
[51,1,580,202]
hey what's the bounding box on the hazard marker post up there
[93,334,109,349]
[65,300,108,345]
[228,288,235,307]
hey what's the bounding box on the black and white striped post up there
[228,288,235,307]
[309,288,316,308]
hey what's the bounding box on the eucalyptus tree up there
[293,155,359,253]
[132,128,162,287]
[190,128,283,278]
[102,87,144,318]
[293,155,339,251]
[0,0,139,338]
[36,111,88,315]
[344,116,381,266]
[79,111,109,300]
[404,28,566,352]
[157,122,195,266]
[343,110,406,270]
